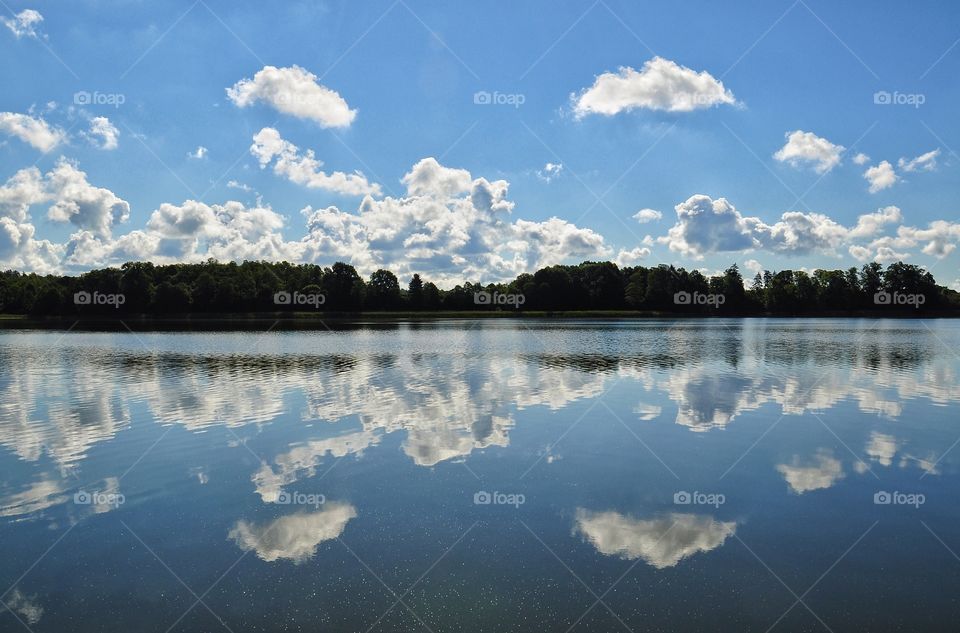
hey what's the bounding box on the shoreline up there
[1,310,957,331]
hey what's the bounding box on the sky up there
[1,0,959,288]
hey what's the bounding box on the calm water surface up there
[1,319,958,632]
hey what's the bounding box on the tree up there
[624,268,649,308]
[323,262,365,310]
[859,262,883,301]
[720,264,746,308]
[1,258,957,316]
[422,282,441,310]
[408,274,423,310]
[366,269,401,310]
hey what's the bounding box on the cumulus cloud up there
[85,116,119,150]
[228,503,357,563]
[188,146,208,159]
[251,127,381,196]
[898,148,940,173]
[743,258,763,274]
[2,9,43,39]
[572,57,736,117]
[874,220,960,258]
[574,509,736,569]
[660,195,758,256]
[848,245,872,262]
[849,205,902,238]
[864,160,898,193]
[874,245,910,263]
[536,162,563,182]
[659,194,853,259]
[401,157,472,197]
[0,158,129,242]
[227,65,356,128]
[615,246,651,266]
[0,112,66,152]
[30,156,610,283]
[773,130,844,174]
[295,157,609,285]
[633,208,662,223]
[44,160,130,237]
[852,152,870,165]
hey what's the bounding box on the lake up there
[1,319,958,632]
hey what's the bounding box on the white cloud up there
[295,158,609,285]
[0,158,129,242]
[228,503,357,563]
[146,200,222,239]
[46,156,610,283]
[659,195,758,257]
[659,194,851,259]
[44,159,131,237]
[0,166,45,222]
[870,220,960,258]
[227,65,356,128]
[227,180,252,192]
[615,246,651,266]
[401,157,472,197]
[864,160,898,193]
[743,258,763,274]
[536,162,563,182]
[898,148,940,173]
[2,9,43,39]
[849,205,902,238]
[773,130,844,174]
[0,165,65,272]
[188,145,208,159]
[251,127,381,197]
[848,245,872,262]
[574,509,736,569]
[874,246,910,263]
[0,112,66,152]
[572,57,736,117]
[85,116,119,150]
[633,208,662,223]
[852,152,870,165]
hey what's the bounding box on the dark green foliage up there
[0,259,956,315]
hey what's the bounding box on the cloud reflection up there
[776,450,844,494]
[228,502,357,563]
[574,509,736,569]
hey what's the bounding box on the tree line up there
[0,259,957,315]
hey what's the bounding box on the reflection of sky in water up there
[0,319,959,631]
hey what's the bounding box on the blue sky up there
[1,0,958,287]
